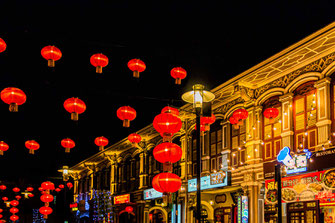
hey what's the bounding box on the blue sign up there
[277,146,292,166]
[277,146,308,174]
[188,171,230,192]
[143,188,163,200]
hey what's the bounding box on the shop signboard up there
[188,171,231,192]
[265,168,335,205]
[241,196,249,223]
[143,188,163,200]
[113,194,130,204]
[277,146,308,174]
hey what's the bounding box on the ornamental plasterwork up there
[254,52,335,98]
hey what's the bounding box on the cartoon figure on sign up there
[277,146,292,166]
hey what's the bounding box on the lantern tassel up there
[175,78,181,85]
[233,124,240,130]
[43,214,48,219]
[47,59,55,67]
[162,133,172,143]
[29,149,34,155]
[71,112,79,121]
[9,103,18,112]
[99,146,104,151]
[65,148,70,153]
[133,70,140,78]
[0,151,3,156]
[45,202,49,207]
[123,119,130,127]
[269,117,275,124]
[96,66,102,73]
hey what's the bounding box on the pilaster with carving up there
[279,93,294,148]
[315,77,332,149]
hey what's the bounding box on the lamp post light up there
[182,84,215,223]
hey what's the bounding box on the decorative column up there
[187,135,193,180]
[241,172,260,223]
[180,135,187,181]
[110,154,118,195]
[73,174,79,202]
[279,93,294,148]
[315,77,332,149]
[221,120,231,170]
[245,106,263,164]
[139,148,148,189]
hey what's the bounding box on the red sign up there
[265,168,335,204]
[113,194,130,204]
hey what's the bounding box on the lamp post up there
[182,84,215,223]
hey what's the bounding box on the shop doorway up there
[287,201,319,223]
[214,207,232,223]
[149,209,165,223]
[119,212,135,223]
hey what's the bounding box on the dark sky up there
[0,0,334,186]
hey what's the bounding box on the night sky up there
[0,0,334,186]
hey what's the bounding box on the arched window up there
[208,121,223,172]
[230,119,246,168]
[293,82,317,151]
[262,96,282,161]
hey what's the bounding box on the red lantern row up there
[0,40,187,82]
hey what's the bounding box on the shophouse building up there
[69,22,335,223]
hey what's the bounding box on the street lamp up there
[182,84,215,223]
[58,166,70,182]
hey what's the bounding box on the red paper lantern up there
[61,138,75,153]
[55,188,61,192]
[0,87,26,112]
[9,207,18,214]
[40,194,53,206]
[67,182,73,189]
[59,184,64,189]
[39,206,53,219]
[233,108,248,125]
[41,181,55,191]
[117,106,136,127]
[0,38,6,53]
[26,187,34,192]
[28,193,34,198]
[153,113,182,142]
[2,197,8,201]
[0,208,2,213]
[127,59,146,78]
[170,67,187,85]
[0,141,8,156]
[12,188,20,193]
[125,206,133,213]
[263,107,279,124]
[41,45,62,67]
[152,173,181,193]
[10,215,19,222]
[15,196,21,200]
[128,133,141,147]
[229,116,239,129]
[64,97,86,121]
[94,136,109,151]
[201,114,216,125]
[161,106,179,116]
[38,187,44,191]
[90,53,109,73]
[195,123,209,132]
[25,140,40,155]
[10,200,19,207]
[153,142,182,164]
[0,185,6,191]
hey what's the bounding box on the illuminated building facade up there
[69,22,335,223]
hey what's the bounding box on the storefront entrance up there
[287,201,319,223]
[119,212,135,223]
[149,209,165,223]
[214,207,232,223]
